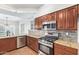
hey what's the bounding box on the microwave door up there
[51,23,56,28]
[47,24,50,28]
[51,23,56,30]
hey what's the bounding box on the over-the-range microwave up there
[42,21,56,30]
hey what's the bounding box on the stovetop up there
[39,35,59,46]
[39,35,58,43]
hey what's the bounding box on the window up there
[21,24,25,34]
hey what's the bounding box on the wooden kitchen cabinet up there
[44,14,52,21]
[27,36,39,52]
[56,5,77,30]
[35,5,78,31]
[56,9,66,30]
[35,18,39,29]
[9,37,17,51]
[35,12,56,30]
[51,12,56,21]
[44,13,56,21]
[0,39,10,53]
[35,17,43,30]
[66,5,77,30]
[54,43,78,55]
[0,37,17,54]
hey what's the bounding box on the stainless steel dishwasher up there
[17,36,26,48]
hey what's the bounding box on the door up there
[35,18,43,30]
[56,9,66,30]
[27,36,38,52]
[0,39,10,53]
[9,37,17,50]
[66,5,77,30]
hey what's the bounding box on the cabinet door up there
[35,18,39,29]
[0,39,10,53]
[54,43,78,55]
[56,9,66,30]
[9,37,17,51]
[51,13,56,21]
[66,6,77,30]
[31,37,38,52]
[54,43,65,55]
[46,14,52,21]
[38,17,43,29]
[27,36,30,47]
[27,36,38,52]
[0,37,17,54]
[35,18,43,30]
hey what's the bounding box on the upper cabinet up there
[56,9,66,30]
[35,5,78,31]
[42,13,56,22]
[56,5,77,30]
[66,5,77,30]
[35,13,56,30]
[35,17,43,30]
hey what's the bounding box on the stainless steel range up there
[38,33,59,55]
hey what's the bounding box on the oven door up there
[39,43,53,55]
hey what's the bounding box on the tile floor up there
[3,46,38,55]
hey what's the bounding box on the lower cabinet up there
[0,39,10,53]
[0,37,17,54]
[27,36,38,52]
[54,43,78,55]
[9,37,17,51]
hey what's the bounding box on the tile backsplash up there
[29,30,77,43]
[58,31,77,43]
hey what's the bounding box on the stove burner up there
[39,35,58,43]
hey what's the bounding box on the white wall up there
[14,21,20,35]
[36,4,75,17]
[19,19,33,35]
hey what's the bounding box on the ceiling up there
[6,4,43,9]
[0,4,43,21]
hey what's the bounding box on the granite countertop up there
[54,39,79,49]
[0,34,41,39]
[0,35,27,39]
[27,34,43,39]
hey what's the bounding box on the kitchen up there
[0,4,79,55]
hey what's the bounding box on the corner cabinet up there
[27,36,39,53]
[54,43,78,55]
[35,17,43,30]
